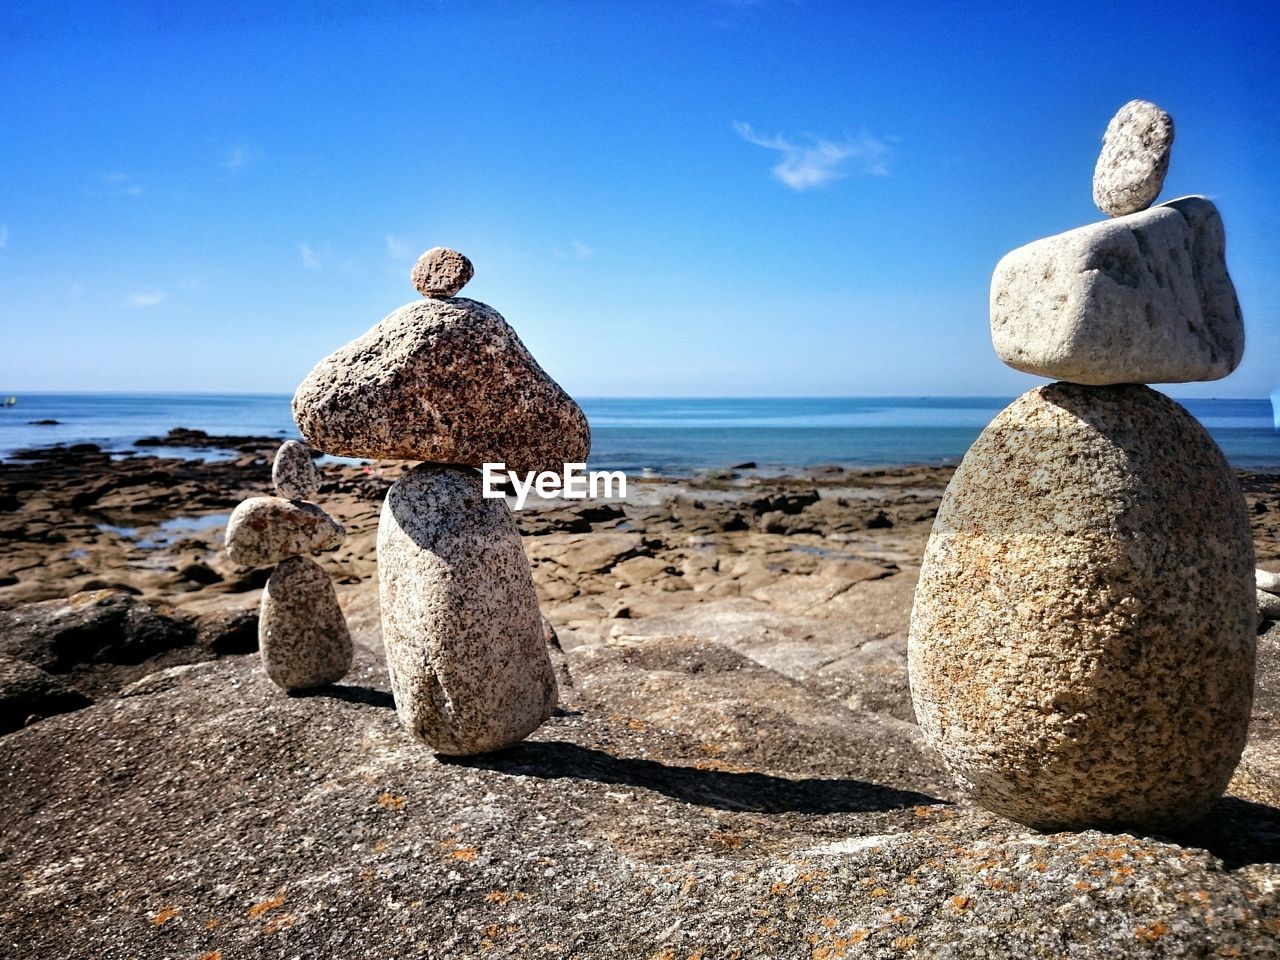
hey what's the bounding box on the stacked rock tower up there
[908,101,1256,831]
[293,247,590,756]
[225,440,353,692]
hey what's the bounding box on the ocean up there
[1,393,1278,473]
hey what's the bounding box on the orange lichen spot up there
[681,876,698,895]
[769,881,789,897]
[870,887,887,898]
[891,935,919,949]
[359,868,376,882]
[373,840,390,853]
[1074,881,1091,892]
[376,792,407,810]
[451,847,479,862]
[648,949,677,960]
[1032,861,1047,873]
[913,805,932,818]
[820,916,838,930]
[699,742,724,755]
[888,912,910,925]
[849,929,870,943]
[904,875,919,886]
[151,906,180,927]
[1217,948,1241,958]
[1135,921,1169,941]
[485,891,511,904]
[264,913,296,935]
[627,719,647,730]
[247,893,286,919]
[203,918,220,931]
[687,951,706,960]
[951,895,974,911]
[709,831,744,850]
[198,952,222,960]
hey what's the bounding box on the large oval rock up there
[377,464,557,755]
[224,497,345,567]
[259,556,352,692]
[908,383,1255,831]
[292,298,590,475]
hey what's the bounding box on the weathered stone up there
[377,464,556,755]
[292,298,590,474]
[258,556,352,692]
[411,246,473,298]
[991,196,1244,385]
[0,655,91,734]
[909,383,1255,831]
[1258,568,1280,595]
[1260,589,1280,622]
[224,496,345,567]
[1093,99,1174,216]
[271,439,320,500]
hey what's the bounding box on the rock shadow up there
[1164,795,1280,869]
[447,739,944,815]
[293,684,396,709]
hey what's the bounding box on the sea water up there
[1,393,1277,473]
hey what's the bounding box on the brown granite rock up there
[292,297,590,474]
[258,555,352,692]
[411,246,474,298]
[909,383,1255,831]
[224,497,345,567]
[377,463,557,755]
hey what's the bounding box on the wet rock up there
[292,297,589,474]
[1093,99,1174,216]
[411,246,474,298]
[909,383,1255,831]
[0,655,91,734]
[259,556,352,692]
[378,464,557,755]
[990,196,1243,385]
[224,496,345,567]
[271,439,320,500]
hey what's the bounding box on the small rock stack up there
[293,247,589,756]
[225,440,352,692]
[909,100,1256,831]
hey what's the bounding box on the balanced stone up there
[293,297,590,474]
[1258,568,1280,595]
[272,439,321,500]
[225,497,345,567]
[1260,589,1280,622]
[991,196,1243,385]
[377,463,557,756]
[259,555,352,692]
[412,247,474,298]
[1093,100,1174,217]
[909,382,1255,831]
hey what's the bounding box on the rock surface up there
[0,655,90,734]
[1092,99,1175,216]
[377,464,556,755]
[1259,568,1280,595]
[1261,588,1280,622]
[271,440,320,500]
[259,555,352,692]
[224,496,345,567]
[292,298,590,474]
[990,196,1244,385]
[910,383,1256,831]
[411,246,474,298]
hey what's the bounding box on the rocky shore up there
[2,435,1280,956]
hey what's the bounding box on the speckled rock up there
[991,196,1243,385]
[224,497,345,567]
[377,463,556,755]
[1260,589,1280,622]
[1258,568,1280,595]
[271,439,320,500]
[292,298,590,474]
[1093,99,1174,216]
[258,556,351,692]
[909,383,1255,831]
[411,246,474,298]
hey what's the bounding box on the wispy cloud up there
[554,240,595,261]
[299,243,324,271]
[129,290,167,307]
[221,144,259,172]
[385,234,411,259]
[97,172,144,198]
[733,121,890,189]
[0,225,7,250]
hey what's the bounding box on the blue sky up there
[1,0,1276,398]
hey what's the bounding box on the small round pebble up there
[1092,99,1174,217]
[412,247,474,298]
[272,440,320,500]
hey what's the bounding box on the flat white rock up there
[259,555,352,692]
[991,196,1243,385]
[377,464,557,756]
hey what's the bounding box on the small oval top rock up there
[412,247,474,298]
[225,497,345,567]
[1093,99,1174,217]
[272,440,321,500]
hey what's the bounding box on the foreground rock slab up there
[910,383,1255,831]
[1093,99,1175,216]
[259,555,352,691]
[990,196,1243,385]
[292,298,590,474]
[377,464,557,755]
